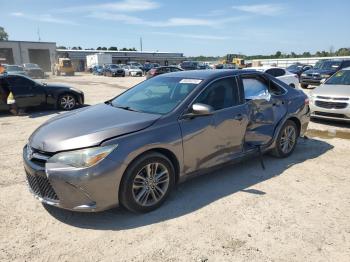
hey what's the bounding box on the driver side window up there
[242,78,269,100]
[195,78,238,111]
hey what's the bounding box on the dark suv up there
[300,59,350,88]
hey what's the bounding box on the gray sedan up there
[23,70,310,213]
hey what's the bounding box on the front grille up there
[317,96,349,101]
[314,111,347,119]
[26,172,59,200]
[315,101,348,109]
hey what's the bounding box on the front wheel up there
[271,120,298,158]
[301,84,308,89]
[58,94,77,110]
[120,152,175,213]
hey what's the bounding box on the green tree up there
[274,51,282,58]
[108,46,118,51]
[101,47,107,50]
[0,26,8,41]
[97,47,102,50]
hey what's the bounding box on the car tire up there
[119,152,175,213]
[289,83,295,88]
[58,93,77,111]
[301,84,308,89]
[271,120,298,158]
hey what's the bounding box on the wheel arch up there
[286,116,301,136]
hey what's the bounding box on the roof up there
[160,69,244,79]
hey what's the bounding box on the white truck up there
[86,53,112,71]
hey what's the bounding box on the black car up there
[23,63,45,78]
[300,59,350,88]
[0,74,84,111]
[146,66,183,79]
[104,64,125,77]
[286,63,313,77]
[180,61,199,70]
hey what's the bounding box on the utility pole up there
[37,27,41,42]
[140,37,143,52]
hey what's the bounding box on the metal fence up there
[250,56,350,68]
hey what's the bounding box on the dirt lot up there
[0,73,349,262]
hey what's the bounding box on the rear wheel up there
[271,120,298,158]
[58,93,77,110]
[301,84,308,89]
[120,152,175,213]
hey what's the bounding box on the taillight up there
[304,98,309,105]
[149,69,156,75]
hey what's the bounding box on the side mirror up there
[246,91,271,102]
[183,103,214,118]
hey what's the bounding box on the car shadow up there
[45,137,333,230]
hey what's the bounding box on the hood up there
[304,68,336,75]
[29,103,160,152]
[312,84,350,98]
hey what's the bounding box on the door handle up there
[234,114,243,121]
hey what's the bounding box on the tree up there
[0,26,9,41]
[97,47,102,50]
[57,46,67,49]
[274,51,282,58]
[108,46,118,51]
[101,47,107,50]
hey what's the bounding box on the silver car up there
[310,67,350,122]
[23,70,310,213]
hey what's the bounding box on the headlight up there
[301,73,307,77]
[321,74,330,78]
[47,144,117,168]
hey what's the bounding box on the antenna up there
[37,27,41,42]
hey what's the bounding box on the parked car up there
[127,62,143,70]
[146,66,183,79]
[22,63,45,78]
[92,65,104,75]
[286,63,313,77]
[244,67,299,88]
[143,63,160,73]
[309,67,350,122]
[123,65,143,76]
[4,65,27,75]
[23,69,309,213]
[300,59,350,88]
[180,61,199,70]
[0,74,84,112]
[104,64,125,77]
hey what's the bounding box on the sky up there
[2,0,350,56]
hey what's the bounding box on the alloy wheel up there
[60,95,76,110]
[132,162,170,207]
[280,125,296,154]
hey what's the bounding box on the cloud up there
[88,12,245,27]
[58,0,159,13]
[10,12,78,25]
[232,4,285,16]
[152,32,231,40]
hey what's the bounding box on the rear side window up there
[242,78,268,99]
[265,68,285,77]
[195,77,239,111]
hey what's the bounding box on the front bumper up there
[300,76,323,86]
[23,145,124,212]
[310,98,350,122]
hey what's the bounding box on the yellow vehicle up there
[53,58,75,76]
[223,54,247,69]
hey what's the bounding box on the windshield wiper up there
[113,104,140,112]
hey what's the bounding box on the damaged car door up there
[179,76,249,174]
[239,73,288,147]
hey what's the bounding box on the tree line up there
[57,46,137,51]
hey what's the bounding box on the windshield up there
[130,66,139,69]
[109,64,119,69]
[111,77,201,114]
[314,61,341,70]
[6,65,23,71]
[325,70,350,85]
[24,63,39,69]
[287,64,302,70]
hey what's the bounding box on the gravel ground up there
[0,73,349,262]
